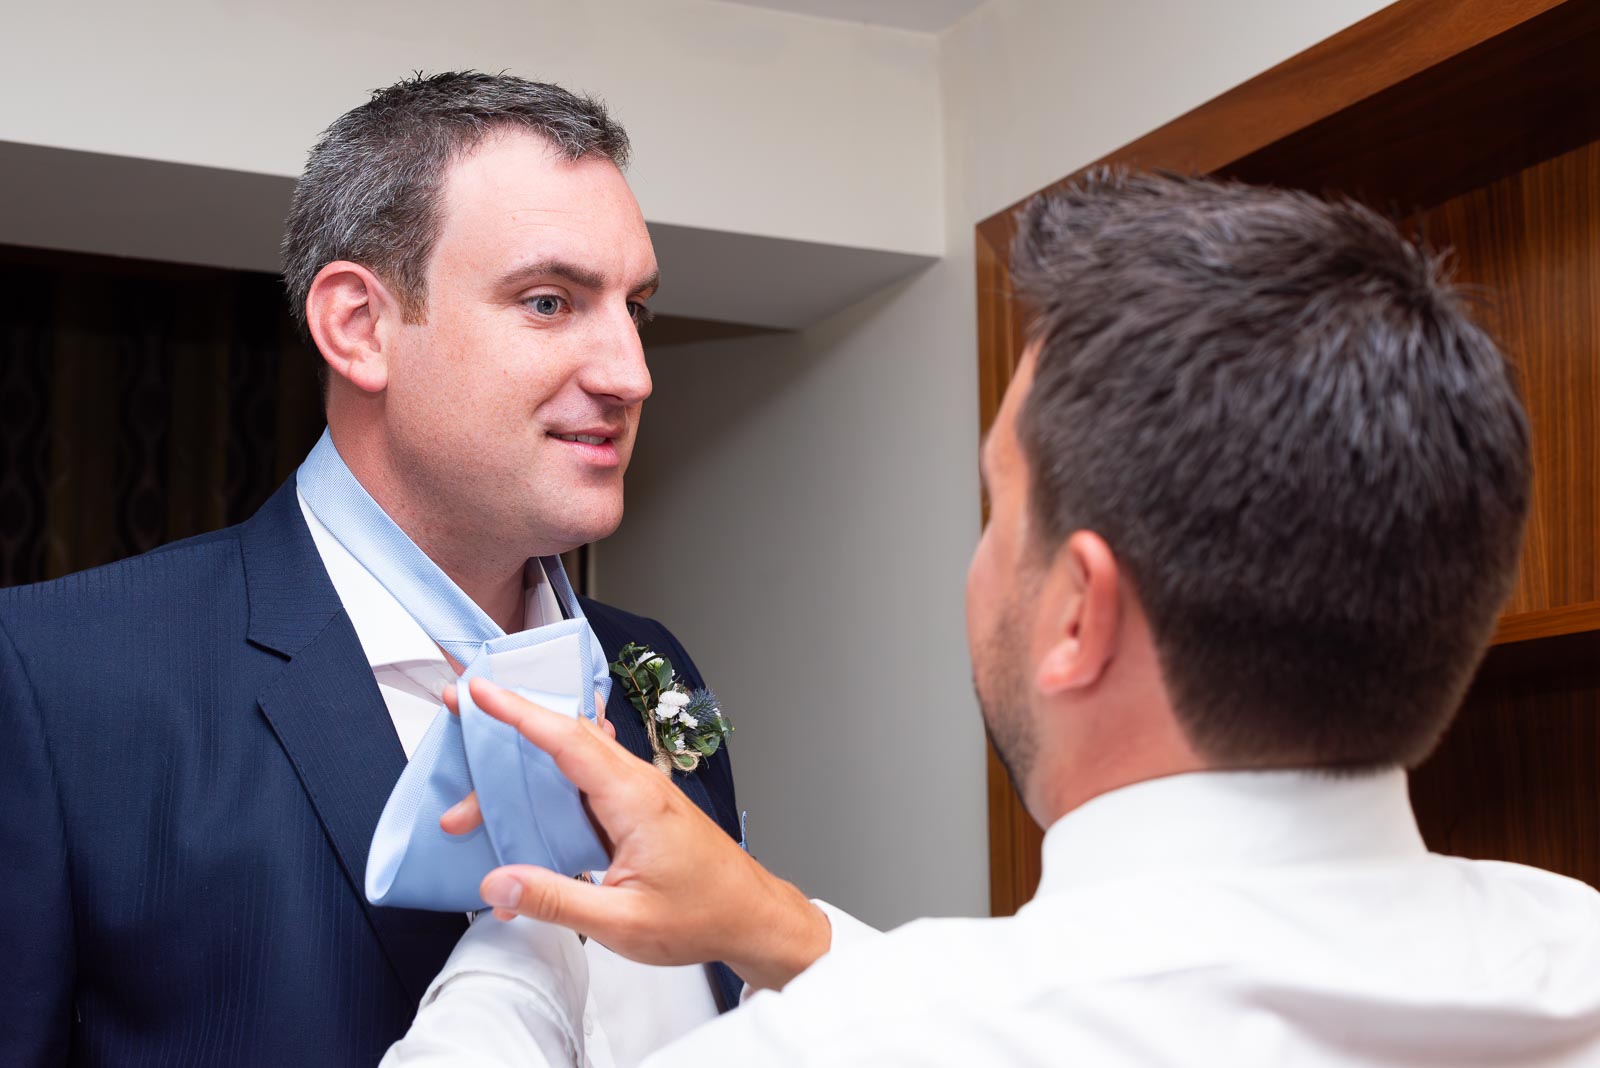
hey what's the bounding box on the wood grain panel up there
[1421,140,1600,617]
[978,0,1580,246]
[985,745,1042,918]
[1225,0,1600,214]
[1412,660,1600,887]
[1495,602,1600,646]
[974,228,1023,452]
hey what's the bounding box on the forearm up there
[723,869,833,992]
[382,977,579,1068]
[384,915,590,1068]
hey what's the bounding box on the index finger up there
[467,677,634,795]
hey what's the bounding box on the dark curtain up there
[0,248,325,588]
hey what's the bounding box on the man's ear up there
[1035,531,1121,696]
[305,261,400,395]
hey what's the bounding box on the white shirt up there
[396,767,1600,1067]
[297,493,722,1068]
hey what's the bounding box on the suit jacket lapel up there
[586,607,749,1012]
[242,480,465,1001]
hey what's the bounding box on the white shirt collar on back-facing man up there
[640,767,1600,1067]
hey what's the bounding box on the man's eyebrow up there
[630,270,660,299]
[495,259,659,298]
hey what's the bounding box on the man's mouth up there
[548,429,623,468]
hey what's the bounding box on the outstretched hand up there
[441,677,831,991]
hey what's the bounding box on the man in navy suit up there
[0,71,742,1066]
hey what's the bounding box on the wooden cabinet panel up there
[1412,661,1600,885]
[1423,142,1600,619]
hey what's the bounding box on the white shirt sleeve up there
[644,912,899,1068]
[382,914,592,1068]
[811,899,880,953]
[384,901,883,1068]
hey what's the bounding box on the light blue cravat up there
[297,430,612,911]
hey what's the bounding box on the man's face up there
[967,346,1043,798]
[381,128,657,557]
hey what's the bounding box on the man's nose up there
[580,305,653,406]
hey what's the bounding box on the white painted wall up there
[0,0,944,257]
[599,0,1394,929]
[596,224,986,931]
[944,0,1393,221]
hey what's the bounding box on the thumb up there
[481,864,625,935]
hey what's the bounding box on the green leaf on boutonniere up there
[609,643,731,775]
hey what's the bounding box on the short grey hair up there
[281,71,631,335]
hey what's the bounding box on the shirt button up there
[583,1011,595,1036]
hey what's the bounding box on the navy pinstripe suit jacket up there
[0,478,743,1066]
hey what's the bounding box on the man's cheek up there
[965,549,989,647]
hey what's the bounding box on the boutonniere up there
[609,642,732,774]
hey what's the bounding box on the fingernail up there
[482,872,522,910]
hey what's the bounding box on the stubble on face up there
[969,344,1044,801]
[975,566,1040,799]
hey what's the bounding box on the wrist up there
[726,865,831,991]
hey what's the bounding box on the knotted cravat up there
[297,430,612,911]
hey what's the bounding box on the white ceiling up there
[714,0,987,34]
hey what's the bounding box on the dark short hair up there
[1010,171,1530,769]
[281,71,630,337]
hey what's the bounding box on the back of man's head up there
[1011,171,1530,770]
[281,71,630,342]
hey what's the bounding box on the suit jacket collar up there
[240,477,345,659]
[241,477,465,1001]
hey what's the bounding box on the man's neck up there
[380,511,530,634]
[1031,700,1207,826]
[390,512,531,635]
[445,561,528,635]
[329,424,532,634]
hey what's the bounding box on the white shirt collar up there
[1034,768,1426,900]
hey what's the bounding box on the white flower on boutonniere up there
[633,648,674,686]
[656,689,690,722]
[610,642,732,774]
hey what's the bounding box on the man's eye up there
[527,295,565,317]
[628,301,655,328]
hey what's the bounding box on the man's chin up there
[544,504,623,555]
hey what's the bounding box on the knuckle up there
[521,878,564,922]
